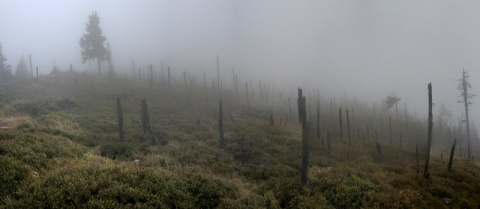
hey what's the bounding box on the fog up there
[1,0,480,126]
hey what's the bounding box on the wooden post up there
[347,109,351,146]
[140,98,151,133]
[219,100,225,145]
[448,138,457,172]
[36,67,38,81]
[116,98,125,142]
[424,83,433,178]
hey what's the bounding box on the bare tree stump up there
[140,98,151,133]
[116,98,124,142]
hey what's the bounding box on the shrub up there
[99,143,134,160]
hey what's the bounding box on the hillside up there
[1,73,480,208]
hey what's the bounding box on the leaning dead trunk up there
[448,138,457,172]
[424,83,433,178]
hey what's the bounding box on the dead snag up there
[424,83,433,178]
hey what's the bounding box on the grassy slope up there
[1,74,480,208]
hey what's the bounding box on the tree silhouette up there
[15,55,30,78]
[0,43,12,81]
[384,93,401,110]
[79,11,109,75]
[456,69,476,160]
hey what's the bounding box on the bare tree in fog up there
[456,69,476,160]
[79,11,109,75]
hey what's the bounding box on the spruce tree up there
[79,11,109,75]
[15,55,30,78]
[0,43,12,81]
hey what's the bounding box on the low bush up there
[99,142,134,160]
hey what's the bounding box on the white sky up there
[1,0,480,127]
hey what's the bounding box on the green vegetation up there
[1,73,479,208]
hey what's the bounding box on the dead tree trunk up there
[219,100,225,146]
[424,82,433,178]
[448,138,457,172]
[389,116,393,146]
[140,98,151,133]
[298,88,308,185]
[246,82,249,111]
[347,109,351,146]
[168,67,171,93]
[217,55,220,91]
[298,88,303,123]
[317,107,323,145]
[405,102,408,128]
[339,108,343,140]
[416,145,419,173]
[116,98,124,142]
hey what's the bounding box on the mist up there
[1,0,480,124]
